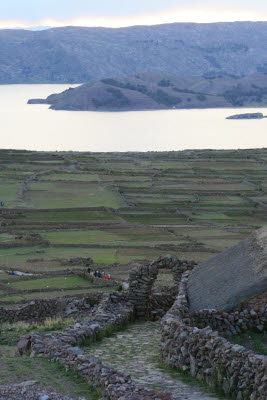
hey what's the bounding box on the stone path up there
[84,321,222,400]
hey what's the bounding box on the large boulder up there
[187,226,267,312]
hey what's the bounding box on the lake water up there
[1,84,267,152]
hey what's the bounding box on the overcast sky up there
[1,0,267,28]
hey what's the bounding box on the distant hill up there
[28,72,267,111]
[2,22,267,83]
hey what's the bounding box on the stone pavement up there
[84,321,222,400]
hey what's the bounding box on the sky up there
[1,0,267,29]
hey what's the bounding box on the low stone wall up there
[0,293,103,323]
[0,277,177,324]
[161,271,267,400]
[24,292,174,400]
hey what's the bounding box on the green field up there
[0,148,266,303]
[25,182,123,208]
[9,276,91,291]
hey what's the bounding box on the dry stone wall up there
[128,255,196,318]
[22,292,174,400]
[151,255,197,284]
[12,251,266,399]
[0,293,102,323]
[0,380,84,400]
[161,271,267,400]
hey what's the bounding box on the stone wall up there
[150,286,178,320]
[0,282,177,324]
[151,255,197,284]
[161,271,267,400]
[128,255,196,318]
[0,293,102,323]
[23,292,174,400]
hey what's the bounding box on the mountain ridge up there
[2,22,267,83]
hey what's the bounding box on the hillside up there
[2,22,267,83]
[28,72,267,111]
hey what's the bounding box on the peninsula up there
[28,72,267,111]
[226,112,266,119]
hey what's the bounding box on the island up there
[28,72,267,112]
[226,113,266,119]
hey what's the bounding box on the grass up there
[10,275,92,290]
[153,357,228,399]
[231,331,267,355]
[1,317,76,345]
[0,148,266,285]
[0,287,114,304]
[0,346,101,399]
[26,181,123,208]
[41,230,125,244]
[0,182,20,207]
[18,210,118,222]
[0,246,118,270]
[0,233,15,242]
[40,173,99,181]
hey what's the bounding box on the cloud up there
[0,7,267,29]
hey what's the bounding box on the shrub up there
[158,79,171,87]
[196,94,207,101]
[150,89,182,105]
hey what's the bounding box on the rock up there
[17,335,31,355]
[190,355,197,376]
[40,395,50,400]
[122,282,129,290]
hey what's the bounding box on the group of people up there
[87,267,111,280]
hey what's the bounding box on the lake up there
[1,84,267,152]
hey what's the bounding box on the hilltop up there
[1,22,267,83]
[28,72,267,111]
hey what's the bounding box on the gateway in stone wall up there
[187,226,267,312]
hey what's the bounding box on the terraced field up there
[0,148,266,306]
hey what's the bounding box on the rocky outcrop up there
[187,226,267,312]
